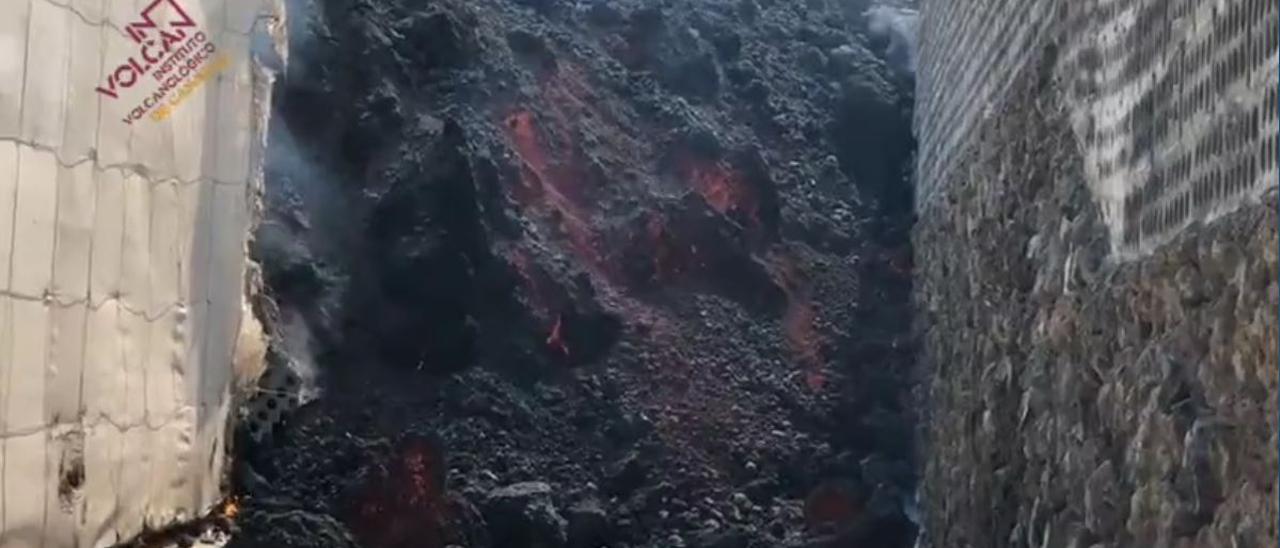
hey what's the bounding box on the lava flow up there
[350,438,452,548]
[679,156,763,229]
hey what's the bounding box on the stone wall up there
[913,0,1278,546]
[1057,0,1279,257]
[913,0,1058,209]
[917,0,1278,256]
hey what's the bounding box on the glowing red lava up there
[546,314,570,356]
[506,111,548,173]
[682,159,761,227]
[351,438,450,548]
[804,481,863,531]
[786,298,826,391]
[769,254,826,391]
[501,108,608,274]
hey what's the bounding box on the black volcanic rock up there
[241,0,919,547]
[483,482,569,547]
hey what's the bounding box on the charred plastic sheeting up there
[0,0,282,545]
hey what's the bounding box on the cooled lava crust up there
[234,0,918,547]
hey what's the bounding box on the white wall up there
[0,0,279,545]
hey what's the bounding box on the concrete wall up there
[0,0,280,545]
[916,0,1278,258]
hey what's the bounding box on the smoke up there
[254,10,357,401]
[277,307,324,404]
[864,4,919,75]
[284,0,323,78]
[254,120,339,404]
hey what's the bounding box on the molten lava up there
[681,158,761,228]
[506,110,548,175]
[503,110,575,209]
[350,438,451,548]
[787,298,826,391]
[769,254,826,391]
[805,481,863,531]
[501,107,609,276]
[546,314,570,356]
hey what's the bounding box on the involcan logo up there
[96,0,229,124]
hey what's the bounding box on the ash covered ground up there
[231,0,918,546]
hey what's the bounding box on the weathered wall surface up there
[914,0,1277,546]
[917,0,1278,254]
[0,0,280,546]
[1056,0,1278,257]
[913,0,1058,207]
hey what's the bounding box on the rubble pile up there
[233,0,919,546]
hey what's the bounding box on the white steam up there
[864,4,919,75]
[278,307,323,404]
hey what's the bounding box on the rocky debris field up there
[230,0,919,547]
[913,37,1279,548]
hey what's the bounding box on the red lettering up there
[127,57,149,78]
[114,65,138,88]
[159,29,187,51]
[100,0,213,122]
[127,0,197,44]
[94,75,119,99]
[142,41,162,64]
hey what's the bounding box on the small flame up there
[222,498,240,519]
[547,315,570,356]
[350,439,450,547]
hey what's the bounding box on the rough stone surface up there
[913,37,1278,548]
[484,482,569,547]
[230,0,920,546]
[917,0,1280,256]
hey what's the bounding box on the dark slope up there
[233,1,918,547]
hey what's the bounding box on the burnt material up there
[238,0,919,547]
